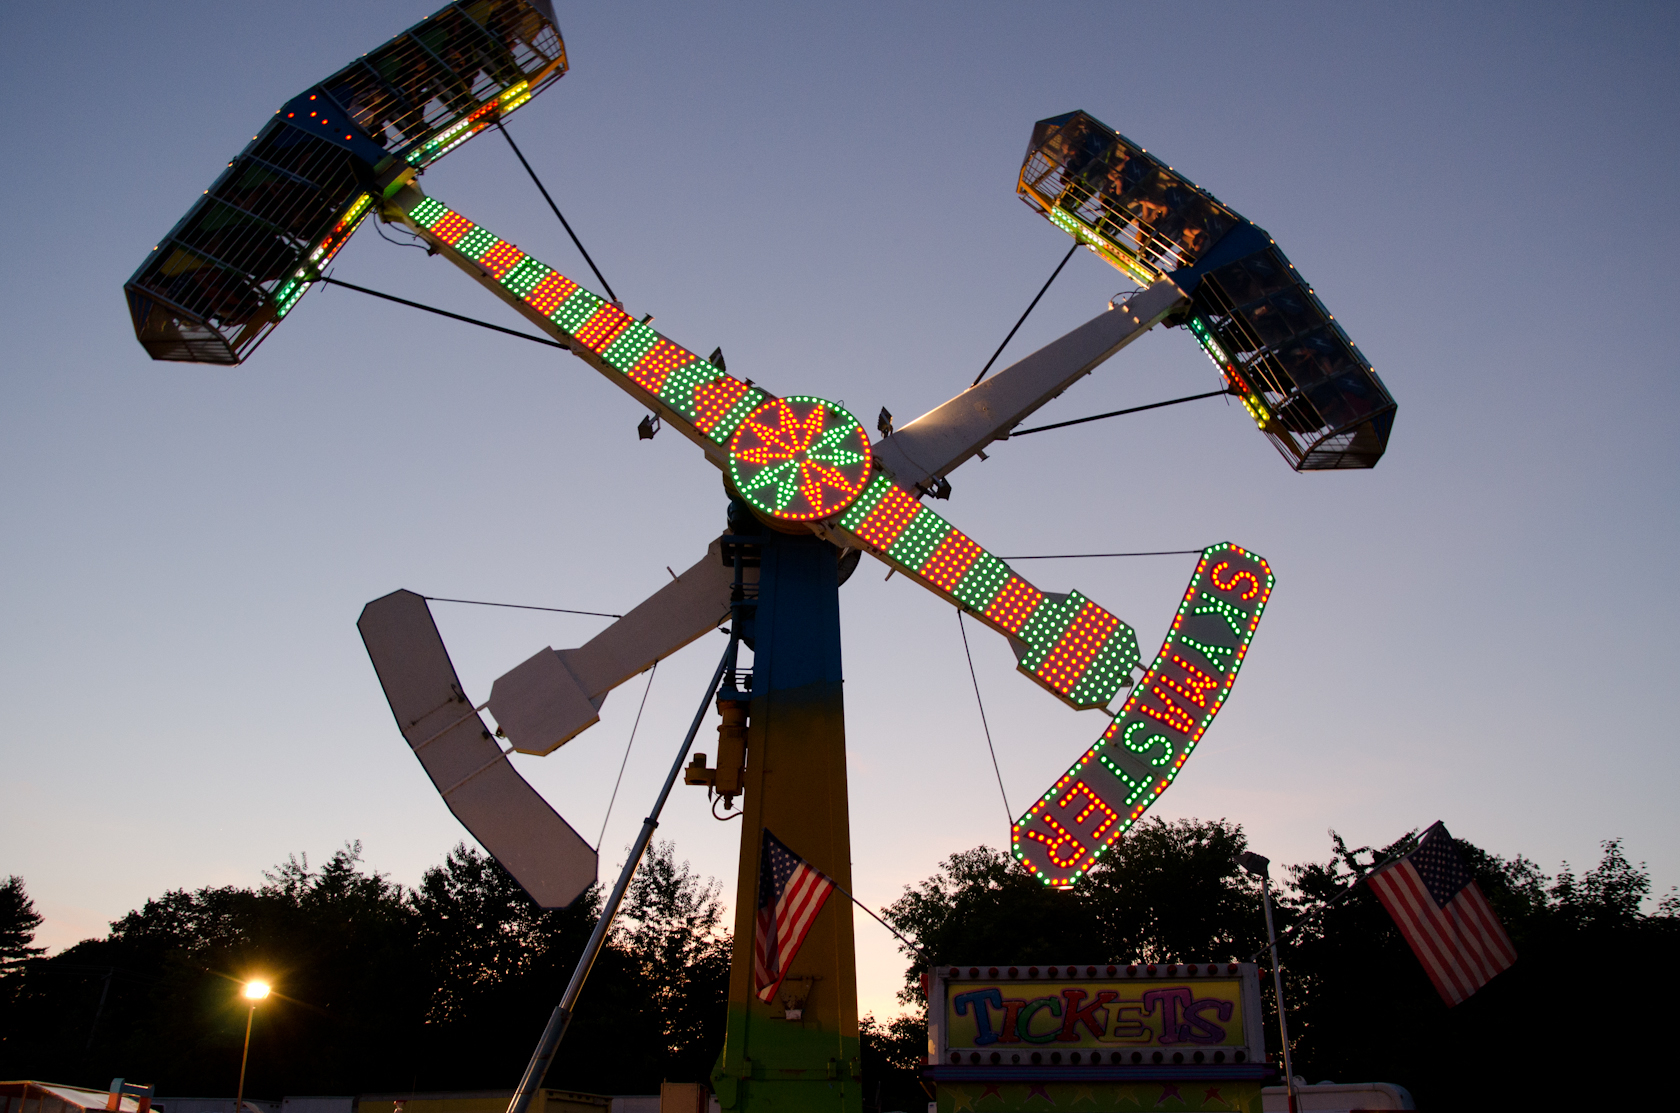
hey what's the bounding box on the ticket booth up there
[924,962,1272,1113]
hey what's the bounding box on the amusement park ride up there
[124,3,1396,1112]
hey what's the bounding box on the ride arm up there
[812,475,1140,713]
[382,186,1136,715]
[871,277,1187,490]
[358,590,596,907]
[487,536,755,755]
[384,185,768,468]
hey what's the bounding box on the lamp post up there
[1235,852,1296,1113]
[235,980,270,1113]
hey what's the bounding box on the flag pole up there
[1236,853,1296,1113]
[1242,827,1430,963]
[505,633,738,1113]
[1260,871,1297,1113]
[826,879,928,964]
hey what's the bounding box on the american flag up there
[755,829,836,1004]
[1366,822,1517,1006]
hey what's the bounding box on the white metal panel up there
[489,647,599,756]
[358,589,596,908]
[481,535,750,755]
[872,277,1188,488]
[557,535,750,701]
[1260,1083,1414,1111]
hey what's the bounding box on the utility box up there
[1261,1082,1414,1110]
[656,1085,712,1113]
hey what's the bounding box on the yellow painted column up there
[711,529,861,1113]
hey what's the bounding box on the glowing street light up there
[234,980,271,1113]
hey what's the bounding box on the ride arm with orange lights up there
[814,477,1142,711]
[386,186,767,469]
[387,186,1148,716]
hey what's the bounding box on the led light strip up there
[398,193,1164,713]
[406,82,532,166]
[1011,543,1273,887]
[830,475,1140,710]
[273,191,374,318]
[1039,188,1160,288]
[1189,316,1270,430]
[401,195,763,444]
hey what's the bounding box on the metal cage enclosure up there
[125,0,566,366]
[1019,111,1395,470]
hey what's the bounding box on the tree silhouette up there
[0,841,728,1098]
[6,826,1675,1113]
[875,820,1680,1113]
[0,876,46,974]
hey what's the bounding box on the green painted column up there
[711,528,861,1113]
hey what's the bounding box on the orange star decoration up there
[727,396,872,521]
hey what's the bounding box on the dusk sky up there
[3,2,1676,1028]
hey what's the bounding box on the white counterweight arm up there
[487,537,755,755]
[871,277,1188,490]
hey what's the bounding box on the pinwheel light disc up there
[727,396,873,522]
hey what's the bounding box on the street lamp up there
[1235,852,1297,1113]
[235,981,271,1113]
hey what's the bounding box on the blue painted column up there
[712,526,862,1113]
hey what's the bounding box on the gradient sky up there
[2,1,1676,1030]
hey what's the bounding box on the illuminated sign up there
[929,963,1264,1071]
[728,396,872,522]
[1013,544,1273,887]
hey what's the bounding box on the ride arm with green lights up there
[387,189,1276,889]
[387,187,1149,718]
[387,185,768,467]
